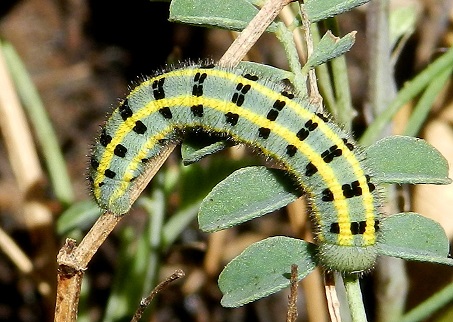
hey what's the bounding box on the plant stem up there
[403,65,453,137]
[344,274,368,322]
[2,40,75,205]
[360,45,453,146]
[400,282,453,322]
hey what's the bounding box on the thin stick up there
[54,0,293,321]
[325,272,342,322]
[218,0,295,67]
[130,269,185,322]
[286,264,299,322]
[299,4,323,109]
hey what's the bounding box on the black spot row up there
[329,220,380,235]
[192,72,207,97]
[285,119,319,159]
[152,77,165,100]
[119,99,133,121]
[321,175,376,202]
[321,145,342,163]
[281,91,294,99]
[316,112,329,122]
[342,138,354,151]
[296,119,318,142]
[231,83,251,107]
[243,73,259,81]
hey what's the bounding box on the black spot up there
[281,91,294,99]
[244,73,259,81]
[119,99,133,121]
[192,84,203,96]
[330,222,340,234]
[192,72,207,97]
[342,138,354,151]
[359,221,367,234]
[191,104,204,117]
[322,188,334,201]
[152,78,165,100]
[133,121,147,134]
[305,119,318,131]
[286,145,297,157]
[201,63,215,69]
[258,127,271,139]
[321,145,342,163]
[104,169,116,179]
[267,109,279,121]
[90,157,99,170]
[225,112,239,125]
[296,128,309,141]
[231,83,250,106]
[141,158,149,163]
[194,72,207,83]
[98,182,105,187]
[366,175,376,192]
[305,162,318,177]
[374,220,380,231]
[273,100,286,111]
[316,112,329,122]
[159,106,172,119]
[342,180,362,198]
[100,129,112,147]
[231,92,245,106]
[350,222,360,235]
[114,144,127,158]
[241,84,251,94]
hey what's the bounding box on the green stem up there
[275,21,307,95]
[324,18,355,131]
[400,282,453,322]
[1,40,74,205]
[312,25,338,116]
[344,274,368,322]
[403,65,453,137]
[360,45,453,146]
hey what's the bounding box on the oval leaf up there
[304,0,370,23]
[378,212,453,266]
[305,31,356,69]
[181,139,230,165]
[169,0,277,32]
[198,166,300,232]
[219,236,317,307]
[365,135,451,184]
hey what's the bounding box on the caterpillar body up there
[89,63,382,273]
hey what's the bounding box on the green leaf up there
[389,6,417,48]
[169,0,277,32]
[56,200,101,235]
[378,212,453,266]
[199,166,300,232]
[219,236,317,307]
[365,135,451,184]
[304,0,370,23]
[181,139,230,165]
[305,31,356,69]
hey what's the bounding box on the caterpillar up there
[89,63,381,273]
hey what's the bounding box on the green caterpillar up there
[89,63,381,273]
